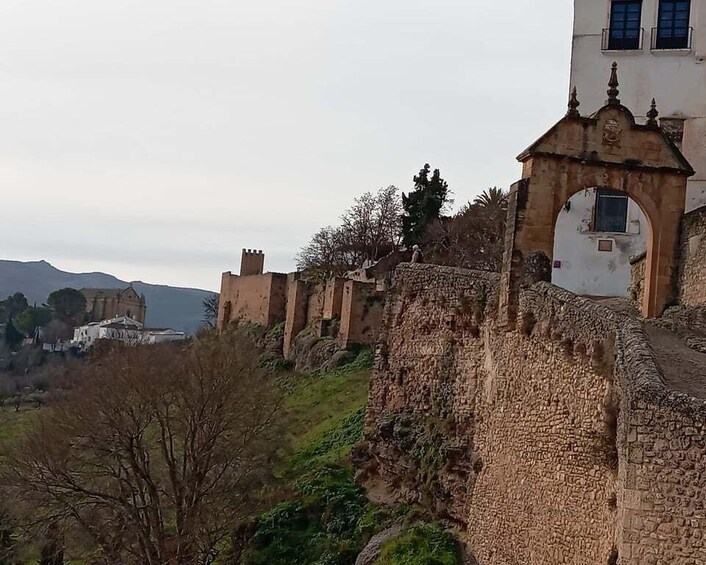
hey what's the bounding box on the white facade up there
[141,329,188,345]
[552,0,704,297]
[571,0,706,209]
[552,190,647,296]
[72,316,186,349]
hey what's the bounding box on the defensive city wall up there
[217,249,387,360]
[359,262,706,565]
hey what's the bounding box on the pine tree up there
[401,164,450,247]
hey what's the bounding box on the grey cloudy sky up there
[1,0,573,291]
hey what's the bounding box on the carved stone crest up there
[603,119,622,145]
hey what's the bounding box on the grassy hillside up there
[0,407,37,461]
[244,350,461,565]
[0,347,460,565]
[282,350,372,471]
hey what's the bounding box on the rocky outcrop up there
[287,332,354,373]
[354,524,404,565]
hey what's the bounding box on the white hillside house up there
[553,0,704,298]
[72,316,186,350]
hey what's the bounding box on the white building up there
[72,316,186,350]
[141,328,189,345]
[553,0,705,297]
[571,0,706,209]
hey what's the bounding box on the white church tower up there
[552,0,705,298]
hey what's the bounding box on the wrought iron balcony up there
[602,28,644,51]
[651,26,693,50]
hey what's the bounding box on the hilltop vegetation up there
[0,328,461,564]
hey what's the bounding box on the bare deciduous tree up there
[296,186,403,280]
[202,293,220,328]
[5,332,283,564]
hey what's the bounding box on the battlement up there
[240,248,265,277]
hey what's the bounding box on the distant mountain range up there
[0,260,216,335]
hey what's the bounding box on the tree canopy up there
[0,293,29,323]
[13,306,53,335]
[46,288,86,327]
[423,187,509,272]
[401,164,451,248]
[6,332,283,564]
[202,293,220,328]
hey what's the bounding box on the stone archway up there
[499,64,694,326]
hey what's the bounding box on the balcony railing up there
[602,28,644,51]
[651,26,693,50]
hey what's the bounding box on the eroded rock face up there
[359,413,476,523]
[288,333,353,373]
[354,524,404,565]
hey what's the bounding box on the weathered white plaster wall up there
[552,189,647,297]
[570,0,706,210]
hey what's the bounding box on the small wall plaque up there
[598,239,614,252]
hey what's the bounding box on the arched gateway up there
[499,63,694,326]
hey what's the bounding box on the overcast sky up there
[1,0,573,291]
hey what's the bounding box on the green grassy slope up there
[0,407,37,460]
[281,349,372,474]
[244,348,461,565]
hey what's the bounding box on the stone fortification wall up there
[338,281,385,348]
[362,262,706,564]
[533,282,706,565]
[283,277,385,360]
[217,272,288,330]
[679,206,706,307]
[282,279,325,359]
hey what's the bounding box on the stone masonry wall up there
[338,281,385,349]
[679,205,706,307]
[217,272,288,330]
[365,264,617,564]
[362,262,706,564]
[630,252,646,308]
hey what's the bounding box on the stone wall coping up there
[395,262,501,283]
[528,282,706,419]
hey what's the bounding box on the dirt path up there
[644,324,706,401]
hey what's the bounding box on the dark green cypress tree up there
[4,320,23,348]
[401,164,450,247]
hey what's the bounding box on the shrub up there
[244,465,385,565]
[377,523,460,565]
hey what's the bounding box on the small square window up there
[595,189,628,233]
